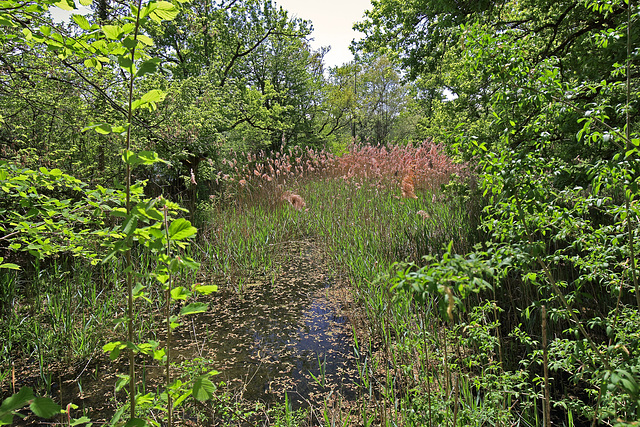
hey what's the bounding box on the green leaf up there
[155,273,169,284]
[192,376,215,401]
[103,341,126,360]
[169,257,182,272]
[121,215,138,236]
[137,151,165,165]
[168,218,196,240]
[170,286,189,300]
[53,0,76,11]
[140,3,157,18]
[29,397,61,419]
[111,207,127,217]
[117,55,133,69]
[153,348,166,361]
[131,89,166,111]
[0,16,18,28]
[81,123,113,135]
[0,387,34,416]
[132,282,146,297]
[144,206,163,221]
[115,375,130,392]
[121,23,135,34]
[180,256,200,270]
[102,25,122,40]
[172,389,192,408]
[137,34,154,46]
[109,407,124,426]
[193,284,217,295]
[0,412,13,425]
[122,36,137,49]
[122,149,140,166]
[78,0,92,5]
[71,14,90,30]
[108,347,121,360]
[69,416,92,426]
[111,125,127,133]
[180,302,208,316]
[136,58,160,77]
[84,58,98,69]
[151,1,179,22]
[141,89,165,103]
[0,262,20,270]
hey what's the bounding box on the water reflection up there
[178,242,359,408]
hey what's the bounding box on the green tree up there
[146,0,317,146]
[359,0,640,423]
[354,55,418,145]
[356,0,638,161]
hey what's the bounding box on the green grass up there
[197,167,486,425]
[0,256,143,396]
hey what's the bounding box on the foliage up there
[0,387,61,425]
[357,0,640,424]
[0,0,221,424]
[145,0,327,154]
[0,161,122,263]
[8,0,640,423]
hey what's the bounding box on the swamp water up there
[9,241,363,424]
[174,241,361,409]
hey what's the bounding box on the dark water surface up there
[175,242,360,409]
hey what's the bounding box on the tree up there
[146,0,317,145]
[322,55,419,146]
[139,0,333,203]
[356,0,639,162]
[357,0,640,423]
[354,55,416,145]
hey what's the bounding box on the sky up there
[51,0,373,68]
[273,0,372,68]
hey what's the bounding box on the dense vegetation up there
[0,0,639,425]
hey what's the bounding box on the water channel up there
[175,241,361,410]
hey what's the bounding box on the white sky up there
[274,0,372,68]
[51,0,373,68]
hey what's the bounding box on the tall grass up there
[202,140,474,284]
[197,140,474,292]
[2,139,483,424]
[199,141,486,424]
[201,139,587,426]
[0,258,125,394]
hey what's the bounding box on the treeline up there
[1,0,423,204]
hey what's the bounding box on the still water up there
[176,242,360,409]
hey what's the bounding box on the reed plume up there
[282,191,306,211]
[401,174,418,199]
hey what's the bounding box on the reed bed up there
[2,140,486,425]
[200,141,487,425]
[201,140,473,283]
